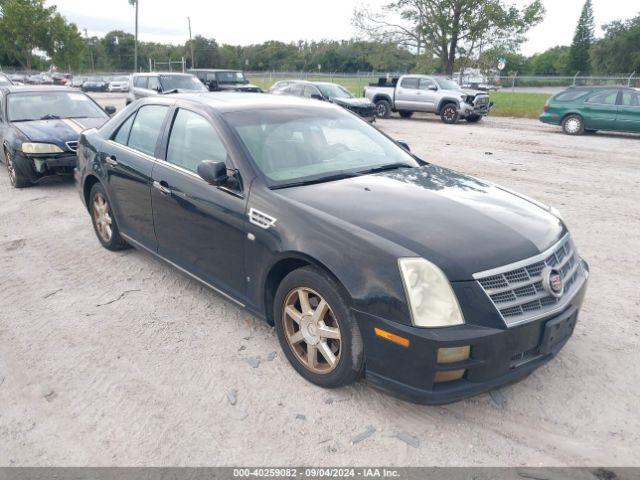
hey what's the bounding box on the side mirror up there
[428,85,438,91]
[104,106,116,115]
[197,160,228,186]
[310,94,323,100]
[397,140,410,152]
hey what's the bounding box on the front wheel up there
[466,114,483,123]
[440,103,459,124]
[562,115,585,135]
[274,266,364,389]
[375,99,392,119]
[89,183,129,251]
[4,150,31,188]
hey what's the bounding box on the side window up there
[113,113,136,145]
[206,73,217,82]
[166,109,228,172]
[419,78,436,90]
[400,77,419,89]
[585,90,618,105]
[0,93,3,122]
[303,86,320,98]
[555,90,589,102]
[621,91,640,107]
[134,76,148,89]
[127,105,169,156]
[288,84,304,96]
[148,77,161,91]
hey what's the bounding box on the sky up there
[49,0,639,56]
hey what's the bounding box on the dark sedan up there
[273,81,376,122]
[75,93,589,404]
[82,77,108,92]
[0,86,115,187]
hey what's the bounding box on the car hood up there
[277,165,564,281]
[218,83,262,91]
[13,117,108,150]
[460,88,488,97]
[331,97,374,107]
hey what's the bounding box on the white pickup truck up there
[364,75,492,124]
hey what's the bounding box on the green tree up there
[353,0,545,75]
[527,46,571,75]
[569,0,595,74]
[591,15,640,75]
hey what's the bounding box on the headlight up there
[398,257,465,328]
[21,142,63,154]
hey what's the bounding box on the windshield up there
[160,75,207,92]
[435,78,461,91]
[216,71,247,84]
[225,108,419,187]
[0,76,11,86]
[112,76,128,82]
[8,92,107,122]
[317,83,353,99]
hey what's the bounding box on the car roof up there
[189,69,241,73]
[140,92,339,114]
[1,85,77,93]
[564,85,632,90]
[133,72,195,77]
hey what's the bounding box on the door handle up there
[152,180,172,196]
[104,155,118,166]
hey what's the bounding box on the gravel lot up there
[1,94,639,466]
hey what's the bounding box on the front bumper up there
[355,262,588,405]
[460,100,492,117]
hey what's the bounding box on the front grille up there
[475,96,489,106]
[474,235,586,327]
[66,141,79,152]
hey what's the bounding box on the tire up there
[4,149,31,188]
[274,266,364,389]
[440,103,459,124]
[374,99,392,119]
[89,183,128,251]
[398,110,413,118]
[466,114,483,123]
[562,114,585,135]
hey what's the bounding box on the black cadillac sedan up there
[273,81,376,122]
[75,93,589,404]
[1,86,115,188]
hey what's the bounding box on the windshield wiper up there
[272,171,360,189]
[40,114,60,120]
[356,163,413,175]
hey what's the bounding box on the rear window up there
[553,90,590,102]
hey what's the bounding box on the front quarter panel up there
[245,184,413,325]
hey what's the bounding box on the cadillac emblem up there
[542,267,564,298]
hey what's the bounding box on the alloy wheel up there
[92,192,113,243]
[282,287,342,374]
[443,106,456,122]
[5,152,16,186]
[376,103,388,117]
[565,117,582,134]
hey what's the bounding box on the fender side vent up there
[249,208,277,229]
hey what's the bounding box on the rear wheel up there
[375,99,392,119]
[274,266,364,389]
[562,115,585,135]
[89,183,128,251]
[398,110,413,118]
[440,103,459,124]
[4,150,31,188]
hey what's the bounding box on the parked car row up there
[0,82,589,405]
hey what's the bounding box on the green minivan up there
[539,86,640,135]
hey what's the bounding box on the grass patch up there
[249,75,552,119]
[488,92,550,119]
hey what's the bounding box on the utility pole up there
[84,29,95,73]
[188,16,194,69]
[128,0,139,72]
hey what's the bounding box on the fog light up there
[437,346,470,364]
[434,369,465,383]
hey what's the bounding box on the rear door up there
[581,89,620,130]
[150,106,247,300]
[394,77,420,111]
[100,104,170,249]
[616,89,640,133]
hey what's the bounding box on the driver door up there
[150,106,247,300]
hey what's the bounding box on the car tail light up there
[543,104,550,111]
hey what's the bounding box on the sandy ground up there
[1,95,639,466]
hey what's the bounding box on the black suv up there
[189,69,262,93]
